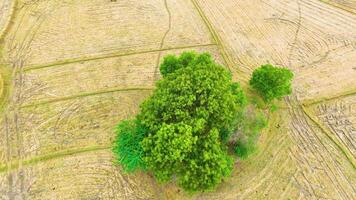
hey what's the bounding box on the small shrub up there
[112,119,147,172]
[235,111,267,159]
[250,64,293,102]
[234,139,255,159]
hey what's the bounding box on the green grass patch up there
[234,109,267,159]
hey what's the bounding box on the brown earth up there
[0,0,355,199]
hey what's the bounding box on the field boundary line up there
[190,0,233,71]
[21,87,154,108]
[22,43,217,72]
[302,89,356,106]
[301,105,356,169]
[0,145,110,174]
[318,0,356,15]
[154,0,172,80]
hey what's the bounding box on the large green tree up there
[137,51,245,192]
[249,64,293,102]
[113,51,246,192]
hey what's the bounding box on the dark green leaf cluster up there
[250,64,294,102]
[112,120,147,173]
[234,111,267,159]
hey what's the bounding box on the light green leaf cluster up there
[178,128,233,192]
[142,123,197,182]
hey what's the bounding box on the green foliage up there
[235,111,267,159]
[141,122,197,182]
[112,120,147,173]
[234,139,255,159]
[137,51,246,192]
[270,104,278,112]
[250,64,294,102]
[221,83,247,142]
[178,128,233,192]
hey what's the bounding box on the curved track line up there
[0,145,110,173]
[23,43,217,72]
[154,0,172,80]
[287,0,302,68]
[21,87,154,108]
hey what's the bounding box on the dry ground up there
[0,0,355,199]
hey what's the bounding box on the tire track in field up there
[23,43,216,72]
[154,0,172,80]
[20,87,154,108]
[0,145,111,174]
[287,0,302,68]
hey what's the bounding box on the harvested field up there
[2,0,213,67]
[0,0,355,199]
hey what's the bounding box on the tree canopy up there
[138,51,245,192]
[249,64,294,102]
[113,51,247,192]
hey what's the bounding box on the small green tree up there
[112,119,147,172]
[250,64,293,102]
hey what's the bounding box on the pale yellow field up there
[0,0,355,199]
